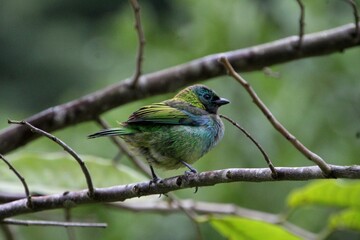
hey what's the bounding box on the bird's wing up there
[126,103,201,125]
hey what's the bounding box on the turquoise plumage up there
[88,84,230,181]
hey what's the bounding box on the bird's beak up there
[215,97,230,106]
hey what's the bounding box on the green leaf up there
[287,180,360,208]
[0,152,147,194]
[329,209,360,231]
[209,216,301,240]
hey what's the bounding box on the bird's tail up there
[87,128,133,139]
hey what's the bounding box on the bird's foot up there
[148,172,165,198]
[181,161,198,175]
[149,164,163,186]
[184,168,197,176]
[149,176,162,186]
[180,162,198,193]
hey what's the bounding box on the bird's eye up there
[203,94,211,100]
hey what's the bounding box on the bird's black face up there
[194,85,230,114]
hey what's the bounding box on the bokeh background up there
[1,0,359,239]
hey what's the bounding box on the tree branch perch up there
[0,165,359,219]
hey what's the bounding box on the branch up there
[7,120,95,197]
[64,208,75,240]
[0,154,32,208]
[346,0,360,39]
[295,0,305,48]
[110,199,278,219]
[129,0,146,87]
[219,114,277,177]
[109,200,317,240]
[0,224,14,240]
[1,219,106,228]
[219,57,332,176]
[0,165,359,219]
[0,22,359,154]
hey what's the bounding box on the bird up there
[88,84,230,183]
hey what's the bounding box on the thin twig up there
[95,117,150,175]
[295,0,305,49]
[219,114,278,178]
[129,0,146,87]
[0,154,33,208]
[110,200,277,220]
[346,0,360,40]
[1,219,107,228]
[8,120,95,197]
[64,208,76,240]
[218,57,333,177]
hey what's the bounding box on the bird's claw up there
[149,176,162,186]
[180,161,198,175]
[184,169,197,176]
[183,169,198,193]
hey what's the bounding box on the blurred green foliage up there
[210,216,301,240]
[1,0,360,239]
[0,152,146,193]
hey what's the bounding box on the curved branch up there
[0,22,359,154]
[7,120,95,197]
[0,154,32,208]
[0,164,359,219]
[220,114,277,177]
[110,200,316,240]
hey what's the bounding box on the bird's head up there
[174,84,230,114]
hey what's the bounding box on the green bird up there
[88,84,230,182]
